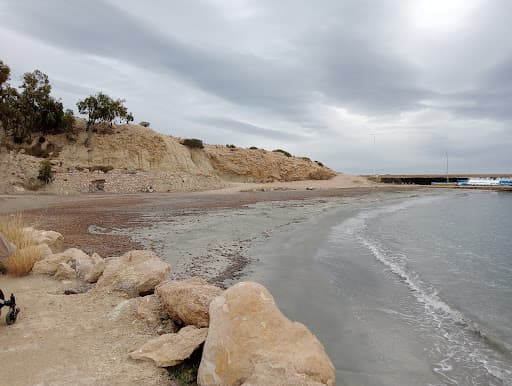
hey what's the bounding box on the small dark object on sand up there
[64,283,94,295]
[0,289,20,325]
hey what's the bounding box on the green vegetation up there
[226,144,236,148]
[77,92,133,145]
[0,59,134,145]
[139,121,150,127]
[0,61,75,143]
[249,146,258,150]
[315,161,324,167]
[272,149,292,157]
[300,156,312,162]
[182,138,204,149]
[37,160,54,184]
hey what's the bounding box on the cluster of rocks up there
[26,229,335,385]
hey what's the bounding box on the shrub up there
[0,214,45,276]
[181,138,204,149]
[139,121,150,127]
[249,146,258,150]
[226,144,236,149]
[300,156,312,162]
[37,160,54,183]
[272,149,292,157]
[315,161,324,167]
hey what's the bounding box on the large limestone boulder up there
[96,250,171,297]
[129,325,208,367]
[197,282,335,386]
[70,252,105,283]
[23,227,63,248]
[32,248,88,275]
[156,278,223,327]
[54,262,76,280]
[137,294,167,324]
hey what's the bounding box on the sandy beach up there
[0,182,425,385]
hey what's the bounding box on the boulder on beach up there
[96,250,171,297]
[129,325,208,367]
[197,282,335,386]
[54,262,76,280]
[23,227,63,248]
[70,252,105,283]
[32,248,89,275]
[156,278,223,328]
[137,294,168,324]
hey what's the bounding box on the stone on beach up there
[156,278,223,328]
[137,294,168,324]
[96,250,171,297]
[32,248,89,275]
[197,282,335,386]
[129,325,208,367]
[70,251,105,283]
[23,227,63,248]
[54,262,76,280]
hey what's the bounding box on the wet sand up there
[0,186,420,284]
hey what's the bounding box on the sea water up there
[248,190,512,385]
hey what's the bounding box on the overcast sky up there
[1,0,511,173]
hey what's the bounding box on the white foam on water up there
[329,194,512,385]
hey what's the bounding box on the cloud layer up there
[1,0,511,173]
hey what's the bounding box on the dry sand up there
[0,275,169,386]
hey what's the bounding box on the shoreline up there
[1,185,423,286]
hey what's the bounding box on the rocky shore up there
[1,226,335,385]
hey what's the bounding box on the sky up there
[1,0,511,174]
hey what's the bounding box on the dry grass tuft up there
[0,214,45,276]
[5,245,46,276]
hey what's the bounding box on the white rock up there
[129,325,208,367]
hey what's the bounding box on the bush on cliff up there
[182,138,204,149]
[37,160,54,184]
[272,149,292,157]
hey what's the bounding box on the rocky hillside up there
[0,123,336,194]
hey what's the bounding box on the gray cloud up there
[1,0,511,173]
[196,117,301,141]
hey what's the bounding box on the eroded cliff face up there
[205,145,335,182]
[0,123,336,193]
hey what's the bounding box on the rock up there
[156,278,223,328]
[32,248,88,275]
[70,252,105,283]
[109,298,141,321]
[63,283,94,295]
[38,243,53,260]
[96,250,171,297]
[197,282,335,386]
[129,325,208,367]
[23,227,63,248]
[137,294,167,324]
[54,262,76,280]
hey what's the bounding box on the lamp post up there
[445,151,449,183]
[369,133,377,178]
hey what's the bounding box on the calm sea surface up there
[249,190,512,385]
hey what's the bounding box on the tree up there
[0,61,21,138]
[19,70,52,135]
[77,92,132,145]
[0,60,10,89]
[125,112,134,124]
